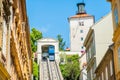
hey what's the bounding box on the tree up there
[30,28,43,52]
[60,55,80,80]
[30,28,43,80]
[57,34,66,51]
[33,62,39,80]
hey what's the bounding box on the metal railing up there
[55,61,64,80]
[40,58,64,80]
[40,59,50,80]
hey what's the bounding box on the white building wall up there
[69,16,94,70]
[37,38,59,64]
[93,12,113,66]
[69,17,94,52]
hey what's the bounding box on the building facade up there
[0,0,32,80]
[107,0,120,79]
[10,0,32,79]
[68,2,94,80]
[84,12,113,80]
[0,0,11,79]
[68,2,94,52]
[95,46,115,80]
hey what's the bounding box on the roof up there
[65,47,70,51]
[70,13,93,18]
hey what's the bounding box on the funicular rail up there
[49,61,59,80]
[40,58,63,80]
[40,59,50,80]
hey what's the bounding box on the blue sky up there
[26,0,111,48]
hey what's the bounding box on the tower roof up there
[77,3,85,7]
[69,13,92,18]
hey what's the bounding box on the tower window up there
[81,46,84,49]
[81,37,83,41]
[79,22,84,26]
[80,30,83,33]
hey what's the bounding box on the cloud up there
[39,24,51,33]
[40,27,48,33]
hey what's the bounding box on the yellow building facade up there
[10,0,32,79]
[0,0,32,80]
[107,0,120,79]
[0,0,11,79]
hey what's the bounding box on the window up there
[110,60,113,76]
[79,21,84,26]
[80,30,83,33]
[81,46,84,49]
[91,40,95,56]
[90,69,93,80]
[88,47,91,59]
[81,37,83,41]
[105,67,108,80]
[86,51,89,62]
[102,72,104,80]
[114,5,119,27]
[87,71,91,80]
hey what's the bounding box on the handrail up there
[40,58,64,80]
[47,58,52,80]
[40,60,42,80]
[40,58,51,80]
[55,60,64,80]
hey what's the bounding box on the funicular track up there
[49,61,61,80]
[40,59,50,80]
[40,58,63,80]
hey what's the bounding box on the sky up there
[26,0,111,48]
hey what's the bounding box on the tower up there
[68,2,94,80]
[68,2,94,52]
[77,2,86,14]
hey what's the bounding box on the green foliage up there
[30,28,42,79]
[59,52,66,63]
[57,34,66,51]
[33,61,39,78]
[60,55,80,80]
[30,28,43,52]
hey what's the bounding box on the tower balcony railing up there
[76,10,86,14]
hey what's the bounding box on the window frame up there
[80,30,83,33]
[81,37,84,41]
[79,21,84,26]
[114,5,119,27]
